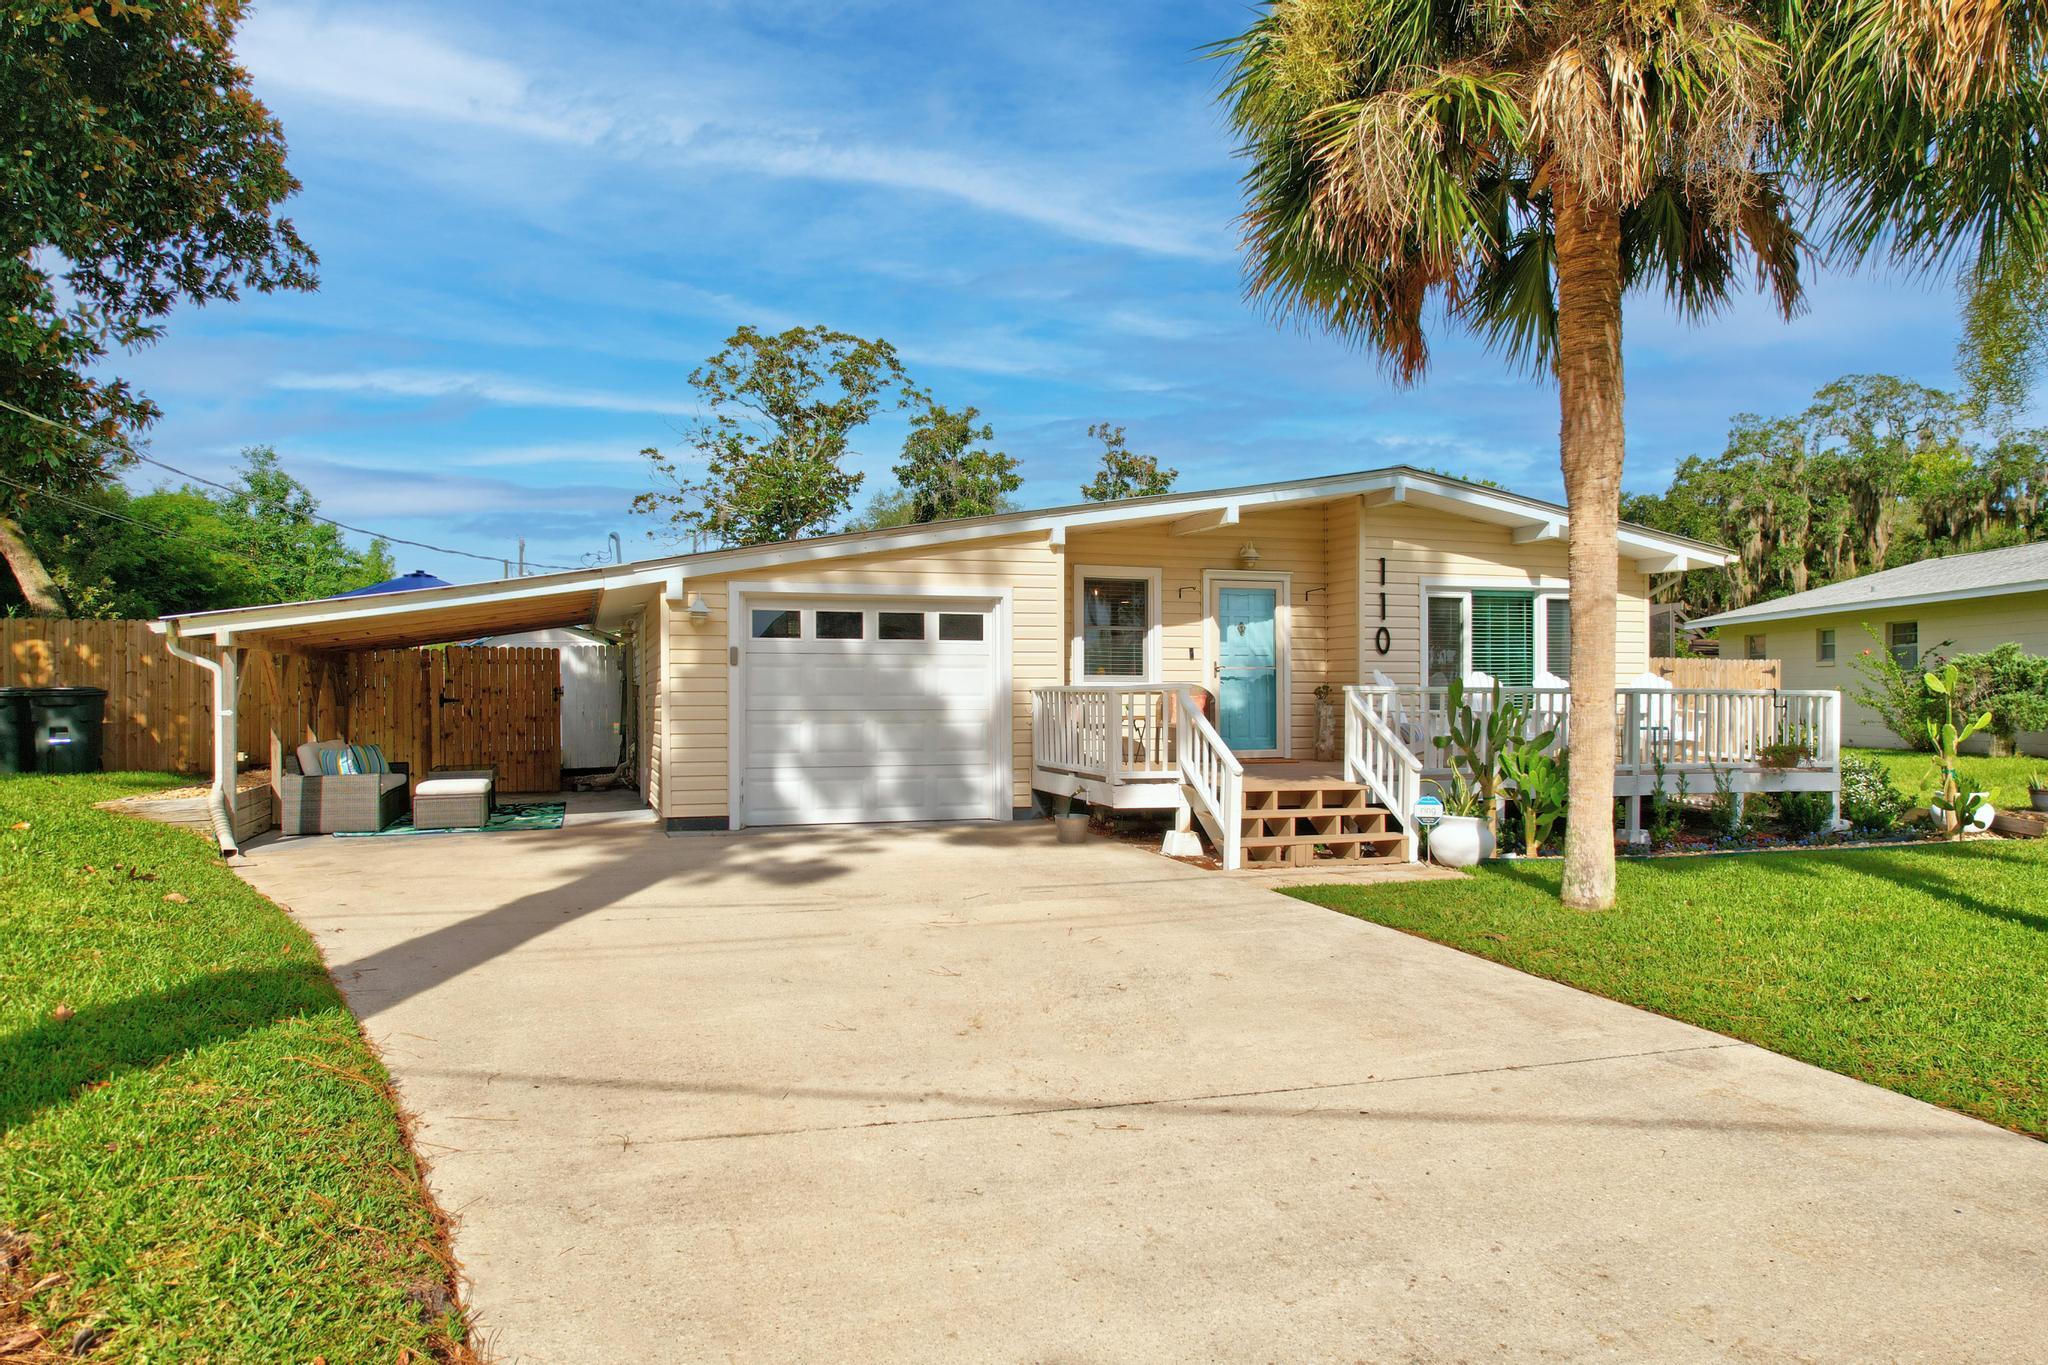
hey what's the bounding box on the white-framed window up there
[1425,592,1468,685]
[1888,621,1919,669]
[1071,565,1161,682]
[1542,595,1571,680]
[1816,627,1835,664]
[1745,633,1767,660]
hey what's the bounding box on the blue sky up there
[109,0,1978,583]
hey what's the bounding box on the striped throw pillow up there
[315,746,348,776]
[350,744,390,774]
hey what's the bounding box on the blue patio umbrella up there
[329,570,452,598]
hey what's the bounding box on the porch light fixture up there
[1237,542,1261,569]
[686,592,711,624]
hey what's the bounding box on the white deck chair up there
[1626,671,1696,760]
[1369,669,1421,748]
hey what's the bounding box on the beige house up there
[161,467,1844,868]
[1691,540,2048,754]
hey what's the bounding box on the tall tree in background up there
[894,396,1022,522]
[1079,423,1176,501]
[1624,374,2046,612]
[635,326,909,547]
[1215,0,2043,909]
[2,1,316,612]
[2,447,395,617]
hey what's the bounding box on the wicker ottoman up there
[413,775,495,830]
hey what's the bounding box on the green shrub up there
[1775,789,1835,837]
[1840,753,1906,832]
[1851,631,2048,754]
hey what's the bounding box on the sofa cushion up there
[298,740,349,776]
[350,744,390,774]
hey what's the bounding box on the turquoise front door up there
[1215,583,1280,751]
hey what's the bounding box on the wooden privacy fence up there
[1651,656,1782,689]
[2,620,562,792]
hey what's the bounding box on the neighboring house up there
[1690,540,2048,753]
[157,466,1757,864]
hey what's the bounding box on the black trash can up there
[0,687,28,774]
[24,686,108,774]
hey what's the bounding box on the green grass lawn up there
[1289,841,2048,1139]
[1846,745,2042,810]
[0,774,470,1360]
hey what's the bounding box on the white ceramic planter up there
[1428,814,1495,868]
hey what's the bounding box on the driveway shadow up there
[0,965,339,1134]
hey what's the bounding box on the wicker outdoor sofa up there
[279,740,410,835]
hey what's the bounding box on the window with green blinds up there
[1469,590,1535,686]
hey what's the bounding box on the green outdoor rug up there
[336,800,567,838]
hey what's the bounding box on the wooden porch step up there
[1238,830,1408,868]
[1239,832,1407,850]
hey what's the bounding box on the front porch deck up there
[1032,682,1845,870]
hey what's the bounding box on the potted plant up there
[2029,771,2048,814]
[1757,738,1813,770]
[1053,797,1092,844]
[1423,774,1494,868]
[1313,683,1341,762]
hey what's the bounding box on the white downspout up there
[162,622,241,857]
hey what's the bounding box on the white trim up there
[156,467,1731,641]
[1203,569,1292,758]
[1417,576,1570,688]
[1535,590,1571,686]
[1070,564,1163,684]
[726,580,1013,829]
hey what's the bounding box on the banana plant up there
[1922,663,1993,836]
[1500,744,1570,856]
[1432,680,1554,837]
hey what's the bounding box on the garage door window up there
[817,610,864,640]
[939,613,984,641]
[752,609,801,639]
[879,611,925,641]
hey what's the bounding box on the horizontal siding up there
[663,533,1061,821]
[1065,505,1340,755]
[1745,591,2048,753]
[1355,501,1650,686]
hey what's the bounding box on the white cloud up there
[684,132,1228,262]
[240,7,1229,261]
[239,8,605,143]
[271,368,700,417]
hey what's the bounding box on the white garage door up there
[738,599,1002,827]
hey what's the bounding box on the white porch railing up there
[1030,685,1179,783]
[1345,688,1423,861]
[1351,683,1841,777]
[1173,685,1243,869]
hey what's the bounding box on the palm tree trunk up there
[1552,177,1624,911]
[0,513,65,616]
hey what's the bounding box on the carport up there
[152,563,688,854]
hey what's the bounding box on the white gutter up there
[161,621,240,857]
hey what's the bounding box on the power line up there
[0,469,263,561]
[0,396,583,572]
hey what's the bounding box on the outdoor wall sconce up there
[1237,542,1261,569]
[686,592,711,625]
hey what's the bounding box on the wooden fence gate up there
[310,646,562,794]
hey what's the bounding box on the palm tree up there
[1215,0,2042,908]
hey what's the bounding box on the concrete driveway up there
[234,800,2047,1363]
